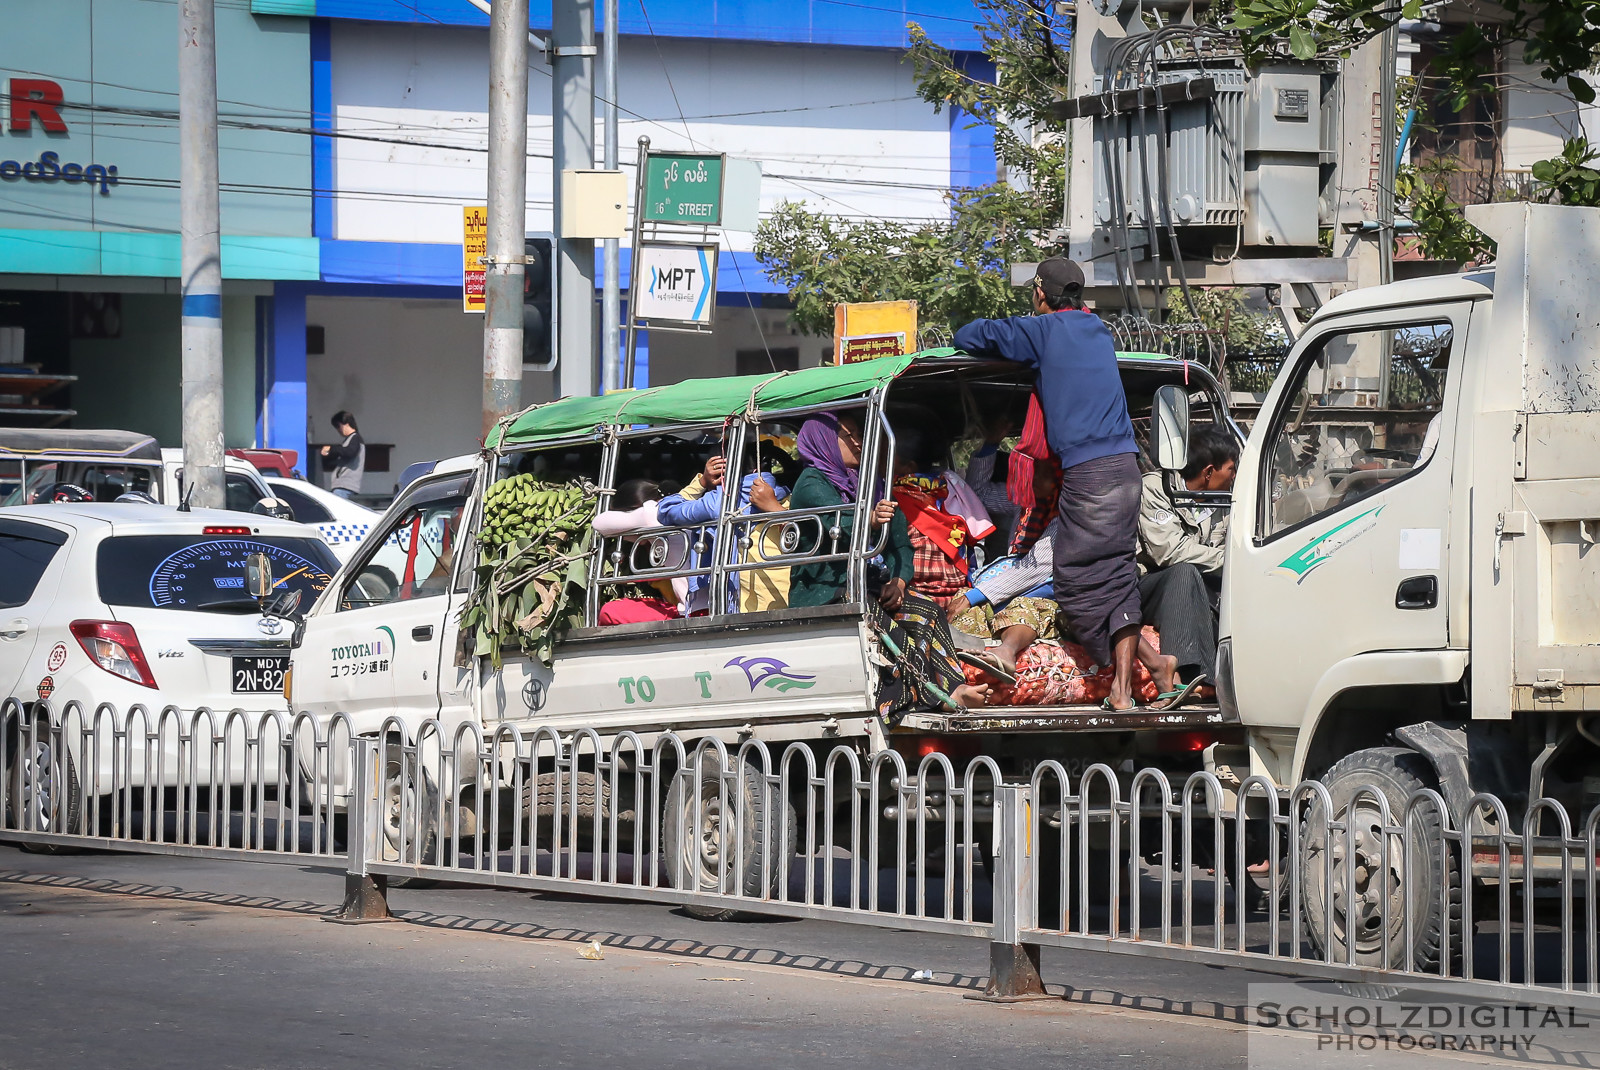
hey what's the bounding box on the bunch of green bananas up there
[479,474,593,549]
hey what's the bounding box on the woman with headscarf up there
[788,411,990,716]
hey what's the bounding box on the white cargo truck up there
[283,203,1600,950]
[1175,202,1600,971]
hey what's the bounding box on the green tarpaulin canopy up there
[487,350,949,449]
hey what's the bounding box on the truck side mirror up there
[245,552,275,601]
[1152,385,1190,472]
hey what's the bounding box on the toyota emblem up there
[522,677,546,712]
[257,616,284,636]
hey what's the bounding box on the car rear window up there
[270,483,333,524]
[0,520,67,608]
[97,535,340,612]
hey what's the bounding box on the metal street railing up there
[3,700,1597,1006]
[0,697,349,868]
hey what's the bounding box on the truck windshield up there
[97,535,339,612]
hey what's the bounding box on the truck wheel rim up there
[1325,802,1407,952]
[383,765,415,853]
[684,792,726,890]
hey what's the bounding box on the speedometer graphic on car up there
[148,539,332,608]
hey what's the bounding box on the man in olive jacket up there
[1136,425,1238,684]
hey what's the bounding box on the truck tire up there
[380,743,439,887]
[1300,747,1460,972]
[5,726,84,854]
[663,752,795,921]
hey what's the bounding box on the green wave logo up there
[1276,505,1385,584]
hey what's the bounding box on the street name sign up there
[642,153,725,225]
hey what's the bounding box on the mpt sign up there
[633,242,716,327]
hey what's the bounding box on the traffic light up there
[522,236,554,367]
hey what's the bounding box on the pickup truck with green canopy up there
[281,348,1241,900]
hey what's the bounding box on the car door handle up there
[411,625,433,641]
[0,619,29,640]
[1396,575,1438,610]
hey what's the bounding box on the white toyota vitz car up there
[1,503,340,820]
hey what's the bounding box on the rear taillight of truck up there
[70,620,158,689]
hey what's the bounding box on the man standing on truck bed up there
[953,258,1177,711]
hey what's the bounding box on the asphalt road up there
[0,843,1500,1070]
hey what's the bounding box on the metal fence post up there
[972,783,1052,1002]
[330,736,391,923]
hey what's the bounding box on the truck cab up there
[1190,202,1600,971]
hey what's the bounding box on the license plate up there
[232,655,288,694]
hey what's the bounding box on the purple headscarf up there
[796,413,859,501]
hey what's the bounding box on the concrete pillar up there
[259,282,309,472]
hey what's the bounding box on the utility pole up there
[552,0,597,398]
[482,0,531,440]
[600,0,621,393]
[1377,22,1399,287]
[178,0,224,508]
[1335,35,1388,293]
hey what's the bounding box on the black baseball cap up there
[1032,257,1085,299]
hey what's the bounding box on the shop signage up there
[633,242,717,326]
[0,78,120,195]
[642,153,725,225]
[839,334,906,363]
[834,300,918,364]
[462,205,487,313]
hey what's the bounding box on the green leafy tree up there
[1530,136,1600,206]
[1233,0,1600,104]
[755,0,1067,336]
[1162,286,1286,352]
[1394,159,1497,261]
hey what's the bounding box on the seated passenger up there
[951,433,1172,698]
[962,415,1020,552]
[1136,425,1237,694]
[890,429,995,609]
[595,478,692,625]
[946,461,1065,673]
[788,412,989,713]
[657,453,790,613]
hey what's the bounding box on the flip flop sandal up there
[1150,675,1208,711]
[1099,697,1140,713]
[957,651,1017,684]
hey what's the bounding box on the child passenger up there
[594,478,695,625]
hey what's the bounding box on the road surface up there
[0,843,1385,1069]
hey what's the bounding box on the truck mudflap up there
[900,701,1232,734]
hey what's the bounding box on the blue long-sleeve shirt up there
[657,473,784,607]
[952,309,1137,472]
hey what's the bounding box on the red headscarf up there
[1006,393,1061,555]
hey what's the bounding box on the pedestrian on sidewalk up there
[321,410,365,500]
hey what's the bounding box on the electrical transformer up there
[1088,59,1332,253]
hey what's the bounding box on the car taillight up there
[69,620,158,689]
[203,525,251,535]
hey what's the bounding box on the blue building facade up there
[0,0,995,490]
